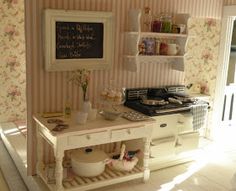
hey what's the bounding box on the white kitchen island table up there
[33,111,155,191]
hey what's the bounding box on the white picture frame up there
[43,9,114,71]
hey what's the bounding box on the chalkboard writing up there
[56,22,104,59]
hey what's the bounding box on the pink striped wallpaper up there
[26,0,229,174]
[26,0,224,116]
[224,0,236,5]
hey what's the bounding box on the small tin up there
[172,24,180,33]
[143,38,156,55]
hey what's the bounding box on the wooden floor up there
[0,169,10,191]
[1,122,236,191]
[95,126,236,191]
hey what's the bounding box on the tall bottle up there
[64,100,71,118]
[142,7,152,32]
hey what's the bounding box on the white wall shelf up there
[126,31,188,38]
[124,9,190,72]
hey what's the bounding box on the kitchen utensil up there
[122,111,150,121]
[167,44,180,55]
[99,110,122,121]
[168,97,183,104]
[71,148,108,177]
[141,99,169,106]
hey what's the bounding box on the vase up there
[83,100,92,113]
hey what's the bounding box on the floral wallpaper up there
[0,0,26,122]
[184,18,221,132]
[0,0,221,126]
[185,18,221,100]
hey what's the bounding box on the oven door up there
[151,114,179,139]
[177,113,193,134]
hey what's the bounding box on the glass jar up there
[152,15,162,33]
[142,7,152,32]
[161,13,172,33]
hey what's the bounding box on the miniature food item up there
[114,91,122,103]
[107,90,116,101]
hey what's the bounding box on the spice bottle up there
[142,7,152,32]
[161,13,172,33]
[64,100,71,118]
[152,15,162,32]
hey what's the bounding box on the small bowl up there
[99,110,122,121]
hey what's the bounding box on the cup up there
[167,44,180,55]
[159,42,168,55]
[77,111,88,124]
[177,24,186,34]
[88,108,97,121]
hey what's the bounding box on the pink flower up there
[204,19,216,32]
[4,25,15,34]
[6,56,20,71]
[7,85,21,101]
[201,49,213,63]
[4,24,18,40]
[3,0,18,8]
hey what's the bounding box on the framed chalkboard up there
[43,9,114,71]
[56,22,104,59]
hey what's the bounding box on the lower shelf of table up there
[38,164,144,191]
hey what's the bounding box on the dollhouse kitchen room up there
[1,0,236,191]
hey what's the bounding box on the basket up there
[108,156,138,171]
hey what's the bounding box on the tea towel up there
[192,104,208,131]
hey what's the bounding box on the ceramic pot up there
[167,44,180,55]
[71,148,108,177]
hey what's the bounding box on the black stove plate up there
[124,100,192,116]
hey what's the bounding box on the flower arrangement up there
[69,69,91,101]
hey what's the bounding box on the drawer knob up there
[160,123,167,128]
[127,129,131,134]
[86,135,91,140]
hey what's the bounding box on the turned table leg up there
[143,137,151,182]
[54,150,64,191]
[36,125,44,175]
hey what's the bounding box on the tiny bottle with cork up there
[64,100,71,118]
[142,7,152,32]
[152,15,162,33]
[161,13,172,33]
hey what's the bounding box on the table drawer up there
[68,131,110,148]
[150,136,176,158]
[111,126,151,142]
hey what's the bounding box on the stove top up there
[124,87,196,116]
[124,100,192,116]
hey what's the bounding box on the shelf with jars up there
[123,8,190,72]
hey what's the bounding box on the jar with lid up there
[142,7,152,32]
[152,15,162,33]
[161,13,172,33]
